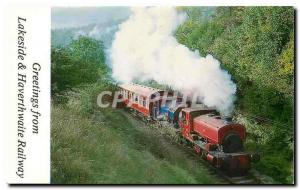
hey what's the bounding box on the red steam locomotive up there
[117,83,259,176]
[179,107,258,175]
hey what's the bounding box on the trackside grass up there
[51,101,225,184]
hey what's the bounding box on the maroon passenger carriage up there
[118,83,166,119]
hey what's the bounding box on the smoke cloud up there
[111,7,236,115]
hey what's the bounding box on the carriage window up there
[166,100,172,107]
[177,97,182,103]
[142,97,146,107]
[135,94,138,102]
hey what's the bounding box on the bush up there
[51,36,107,98]
[76,80,117,114]
[235,114,293,183]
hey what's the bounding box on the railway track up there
[127,109,263,184]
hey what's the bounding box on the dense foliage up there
[176,7,294,183]
[51,36,107,103]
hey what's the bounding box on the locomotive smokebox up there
[222,132,243,153]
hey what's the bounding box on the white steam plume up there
[111,7,236,115]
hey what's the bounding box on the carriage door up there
[152,101,158,118]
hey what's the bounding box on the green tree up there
[51,36,107,95]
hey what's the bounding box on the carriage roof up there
[119,83,164,97]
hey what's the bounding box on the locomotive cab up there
[179,108,217,142]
